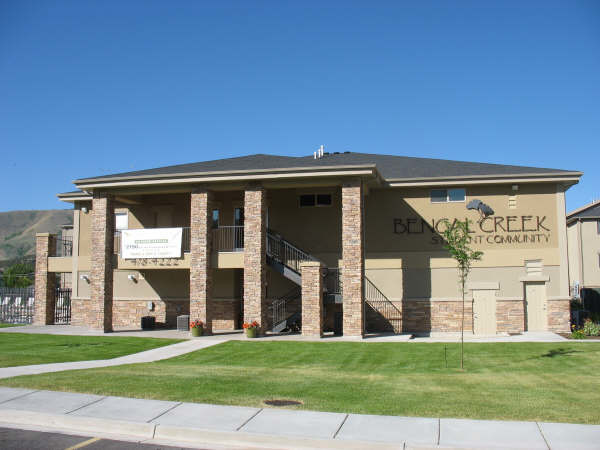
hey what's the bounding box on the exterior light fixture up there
[80,274,90,283]
[81,207,88,214]
[127,274,137,282]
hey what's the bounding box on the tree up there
[440,219,482,369]
[1,261,35,288]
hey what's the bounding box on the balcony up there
[113,226,245,256]
[47,237,73,273]
[212,226,244,252]
[112,226,245,269]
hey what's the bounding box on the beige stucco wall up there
[71,182,565,307]
[267,187,342,267]
[567,221,581,288]
[581,220,600,286]
[362,182,563,302]
[568,219,600,288]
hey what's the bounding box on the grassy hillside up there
[0,210,73,261]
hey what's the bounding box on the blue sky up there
[1,1,598,212]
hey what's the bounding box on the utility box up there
[177,315,190,331]
[141,316,156,330]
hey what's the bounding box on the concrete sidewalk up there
[0,324,570,343]
[0,339,224,379]
[0,387,597,449]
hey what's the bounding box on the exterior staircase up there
[266,230,341,332]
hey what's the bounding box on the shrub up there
[571,328,586,339]
[583,319,600,336]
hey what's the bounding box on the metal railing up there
[53,237,73,257]
[266,230,317,273]
[54,288,71,324]
[0,287,35,324]
[324,268,341,294]
[269,287,301,329]
[364,277,401,333]
[212,226,244,252]
[114,227,191,255]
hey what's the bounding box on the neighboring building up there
[567,200,600,300]
[34,152,581,336]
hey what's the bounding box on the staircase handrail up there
[266,229,321,273]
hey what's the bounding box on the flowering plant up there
[190,320,204,329]
[243,321,259,330]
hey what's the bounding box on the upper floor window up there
[115,212,128,230]
[430,188,466,203]
[212,209,219,229]
[597,219,600,234]
[299,193,332,207]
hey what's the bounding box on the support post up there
[190,187,214,333]
[243,183,267,333]
[301,261,324,337]
[34,233,56,325]
[89,191,114,332]
[341,179,365,337]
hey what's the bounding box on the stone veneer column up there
[301,261,324,337]
[341,179,365,337]
[243,183,267,332]
[34,233,56,325]
[89,191,114,332]
[190,187,214,333]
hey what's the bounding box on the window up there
[597,220,600,234]
[299,194,315,207]
[316,194,332,206]
[430,189,447,203]
[115,212,128,230]
[430,188,466,203]
[212,209,219,229]
[299,194,332,207]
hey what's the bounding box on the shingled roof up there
[74,152,580,184]
[567,200,600,221]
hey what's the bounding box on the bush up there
[583,319,600,337]
[571,328,586,339]
[1,261,34,288]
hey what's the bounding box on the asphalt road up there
[0,426,202,450]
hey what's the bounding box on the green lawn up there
[0,333,183,367]
[0,323,24,328]
[1,341,599,423]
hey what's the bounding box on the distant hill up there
[0,210,73,262]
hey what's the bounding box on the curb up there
[0,409,402,450]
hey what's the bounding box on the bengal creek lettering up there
[393,216,551,246]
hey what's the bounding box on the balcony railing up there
[52,237,73,257]
[113,226,245,256]
[212,226,244,252]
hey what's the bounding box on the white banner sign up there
[121,228,183,259]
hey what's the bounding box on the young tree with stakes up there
[440,219,482,369]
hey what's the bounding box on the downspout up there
[578,218,585,289]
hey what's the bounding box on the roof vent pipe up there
[319,145,324,158]
[314,151,317,159]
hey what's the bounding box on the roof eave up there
[74,165,379,190]
[73,163,378,185]
[387,172,582,187]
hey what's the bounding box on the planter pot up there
[191,327,203,337]
[246,327,257,339]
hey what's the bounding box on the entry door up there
[473,290,497,335]
[526,282,547,331]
